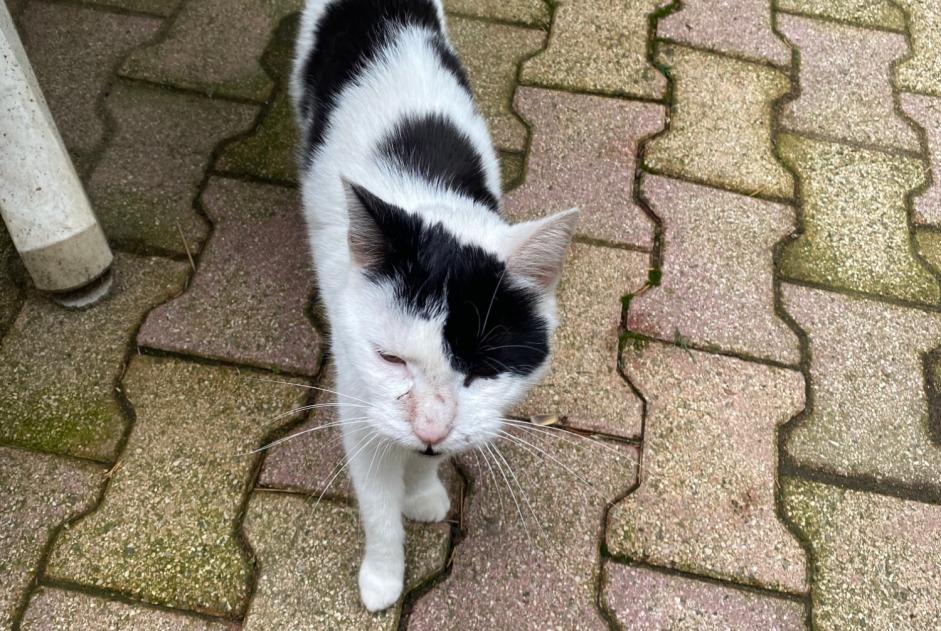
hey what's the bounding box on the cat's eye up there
[378,351,405,365]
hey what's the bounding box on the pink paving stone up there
[657,0,791,67]
[901,93,941,225]
[138,178,321,376]
[628,175,800,365]
[20,1,161,173]
[608,341,807,595]
[503,87,664,250]
[781,283,941,491]
[602,562,806,629]
[778,14,920,153]
[408,431,638,630]
[512,243,649,438]
[0,447,103,628]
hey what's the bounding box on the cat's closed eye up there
[378,350,406,365]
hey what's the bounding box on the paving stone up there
[777,0,906,30]
[645,44,793,199]
[214,13,298,184]
[778,14,919,153]
[443,0,549,26]
[78,0,182,17]
[88,81,256,254]
[628,175,800,364]
[503,87,663,249]
[19,0,162,175]
[608,341,807,595]
[121,0,301,102]
[602,562,806,630]
[0,448,103,629]
[895,0,941,97]
[21,587,236,631]
[242,492,449,630]
[901,93,941,225]
[409,431,638,630]
[45,357,307,616]
[448,16,544,153]
[657,0,791,66]
[783,477,941,630]
[0,254,187,461]
[499,150,524,191]
[0,224,22,336]
[512,243,648,438]
[138,178,321,376]
[782,283,941,491]
[521,0,666,99]
[916,227,941,270]
[777,133,939,304]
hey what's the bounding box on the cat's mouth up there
[418,445,440,457]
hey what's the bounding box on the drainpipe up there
[0,2,113,307]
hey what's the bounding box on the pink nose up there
[413,423,451,446]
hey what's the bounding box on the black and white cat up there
[291,0,578,611]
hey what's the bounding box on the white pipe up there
[0,2,112,295]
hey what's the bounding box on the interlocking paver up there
[645,44,793,199]
[520,0,667,99]
[782,283,941,491]
[20,0,161,175]
[215,14,298,184]
[0,254,187,461]
[409,433,637,630]
[895,0,941,97]
[0,448,102,629]
[901,93,941,225]
[779,14,919,153]
[777,0,905,30]
[443,0,548,26]
[138,178,321,376]
[513,243,648,438]
[917,228,941,270]
[608,341,807,594]
[602,562,806,629]
[448,16,544,153]
[121,0,301,102]
[628,175,800,364]
[46,357,306,615]
[657,0,790,66]
[242,492,449,630]
[503,87,663,249]
[778,133,938,304]
[79,0,182,17]
[783,477,941,630]
[88,81,256,255]
[21,587,236,631]
[0,225,22,335]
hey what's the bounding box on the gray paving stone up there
[0,253,188,461]
[46,357,307,615]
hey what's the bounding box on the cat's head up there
[334,181,578,457]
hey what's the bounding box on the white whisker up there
[240,417,371,455]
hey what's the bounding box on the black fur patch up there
[377,114,499,212]
[431,36,473,94]
[351,185,548,379]
[297,0,441,157]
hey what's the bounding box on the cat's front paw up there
[358,557,404,612]
[403,479,450,522]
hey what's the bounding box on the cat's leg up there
[402,454,450,523]
[344,425,407,612]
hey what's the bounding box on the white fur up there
[293,0,575,612]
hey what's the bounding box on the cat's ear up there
[505,208,579,290]
[343,179,388,269]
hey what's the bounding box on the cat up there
[291,0,578,612]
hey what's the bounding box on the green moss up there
[499,151,525,191]
[216,90,298,183]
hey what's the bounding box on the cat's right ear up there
[342,178,386,269]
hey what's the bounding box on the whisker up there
[495,429,606,500]
[238,375,374,407]
[239,417,371,455]
[499,418,640,466]
[478,268,507,343]
[474,445,506,517]
[484,442,526,531]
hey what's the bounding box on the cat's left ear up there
[504,208,579,290]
